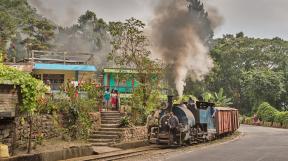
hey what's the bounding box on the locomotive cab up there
[195,101,216,132]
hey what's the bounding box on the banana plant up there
[213,88,233,107]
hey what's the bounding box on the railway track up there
[61,132,240,161]
[62,142,208,161]
[61,145,164,161]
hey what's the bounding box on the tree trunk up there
[140,75,147,108]
[27,115,33,154]
[142,87,147,107]
[11,118,16,156]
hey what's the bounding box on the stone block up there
[2,129,10,138]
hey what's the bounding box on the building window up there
[43,74,64,90]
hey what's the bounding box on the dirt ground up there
[14,137,90,156]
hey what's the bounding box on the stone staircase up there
[88,111,122,146]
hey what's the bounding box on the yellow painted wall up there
[33,70,96,84]
[79,72,96,82]
[33,70,75,84]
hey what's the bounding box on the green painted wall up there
[103,72,138,93]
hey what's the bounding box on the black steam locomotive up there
[149,95,239,145]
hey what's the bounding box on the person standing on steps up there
[111,89,117,110]
[115,90,120,111]
[104,88,111,111]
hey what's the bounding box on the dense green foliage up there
[129,87,163,125]
[201,88,233,106]
[38,81,100,139]
[0,63,46,113]
[254,102,288,126]
[241,69,285,109]
[185,33,288,114]
[274,112,287,124]
[256,102,278,122]
[0,11,16,51]
[0,0,55,60]
[119,115,133,127]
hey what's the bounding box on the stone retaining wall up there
[0,118,15,149]
[1,112,101,154]
[3,145,94,161]
[0,115,57,153]
[89,112,101,131]
[121,126,147,142]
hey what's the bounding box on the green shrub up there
[244,117,253,125]
[174,95,197,104]
[119,115,133,127]
[274,112,286,124]
[282,112,288,124]
[256,102,278,122]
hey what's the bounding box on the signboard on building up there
[103,68,138,74]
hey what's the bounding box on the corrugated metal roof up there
[34,63,96,72]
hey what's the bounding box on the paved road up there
[164,125,288,161]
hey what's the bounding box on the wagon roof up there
[215,107,238,111]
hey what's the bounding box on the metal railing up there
[27,50,94,65]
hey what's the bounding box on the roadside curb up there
[2,140,149,161]
[2,145,95,161]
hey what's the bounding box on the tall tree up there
[241,69,285,112]
[204,33,288,113]
[187,0,214,44]
[0,11,16,59]
[108,18,164,108]
[0,0,55,61]
[53,10,110,68]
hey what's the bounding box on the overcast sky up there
[28,0,288,39]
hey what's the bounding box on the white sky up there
[28,0,288,39]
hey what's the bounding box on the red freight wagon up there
[215,107,239,135]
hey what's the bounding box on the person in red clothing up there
[75,86,79,98]
[253,114,260,126]
[115,90,120,111]
[111,89,117,110]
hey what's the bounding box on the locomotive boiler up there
[150,95,240,145]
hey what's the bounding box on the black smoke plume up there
[150,0,222,96]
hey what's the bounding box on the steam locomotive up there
[150,95,239,145]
